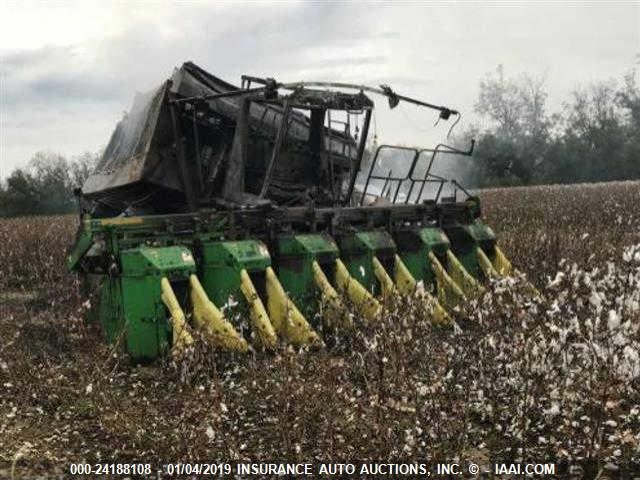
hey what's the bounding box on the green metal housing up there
[394,227,451,285]
[444,220,497,279]
[99,246,196,361]
[275,234,339,320]
[68,201,500,361]
[336,231,397,295]
[199,240,271,316]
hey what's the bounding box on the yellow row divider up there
[335,259,381,320]
[189,275,249,352]
[446,250,484,297]
[477,247,499,279]
[160,277,195,358]
[428,252,467,309]
[265,267,323,348]
[484,246,541,297]
[312,261,352,329]
[394,254,417,295]
[372,257,396,299]
[394,255,450,325]
[239,269,278,348]
[493,245,514,276]
[494,246,542,297]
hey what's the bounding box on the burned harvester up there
[68,61,515,361]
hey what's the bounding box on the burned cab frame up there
[81,61,468,217]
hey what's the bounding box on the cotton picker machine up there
[68,62,515,361]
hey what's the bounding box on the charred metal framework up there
[359,142,475,206]
[80,62,472,220]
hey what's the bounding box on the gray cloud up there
[1,2,638,177]
[29,75,120,102]
[3,45,73,69]
[2,44,127,106]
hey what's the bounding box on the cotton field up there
[1,181,639,478]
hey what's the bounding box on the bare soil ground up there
[1,182,639,478]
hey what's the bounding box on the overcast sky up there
[1,1,638,177]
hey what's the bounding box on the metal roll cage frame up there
[171,74,471,208]
[360,140,475,206]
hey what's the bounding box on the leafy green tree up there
[472,66,552,186]
[0,151,99,217]
[0,168,40,216]
[465,64,639,187]
[616,68,640,179]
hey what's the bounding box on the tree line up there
[0,151,99,217]
[1,64,638,217]
[457,64,640,187]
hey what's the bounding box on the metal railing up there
[359,140,474,206]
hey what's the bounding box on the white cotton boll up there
[608,310,621,331]
[590,291,603,314]
[585,318,593,332]
[570,316,580,333]
[205,426,215,440]
[221,296,239,313]
[531,344,540,358]
[614,332,627,347]
[548,272,565,288]
[592,342,605,361]
[547,301,560,315]
[623,346,639,364]
[581,233,589,240]
[544,403,560,417]
[558,328,568,344]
